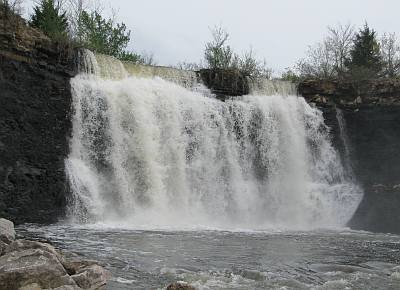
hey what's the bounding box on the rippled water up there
[17,224,400,289]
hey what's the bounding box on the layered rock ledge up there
[0,218,110,290]
[0,9,77,224]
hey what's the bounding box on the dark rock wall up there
[0,12,76,224]
[199,69,249,100]
[299,80,400,233]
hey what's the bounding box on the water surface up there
[17,224,400,289]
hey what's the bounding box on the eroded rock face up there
[298,79,400,233]
[0,218,15,244]
[199,69,249,100]
[0,8,77,224]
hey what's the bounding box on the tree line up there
[3,1,399,81]
[283,23,400,81]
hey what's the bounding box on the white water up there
[66,51,363,230]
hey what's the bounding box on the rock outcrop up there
[0,219,110,290]
[298,79,400,233]
[199,69,249,100]
[0,8,77,224]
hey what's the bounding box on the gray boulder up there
[0,248,78,290]
[71,264,110,290]
[0,218,15,244]
[5,239,61,259]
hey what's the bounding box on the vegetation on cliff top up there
[286,22,400,82]
[2,0,154,65]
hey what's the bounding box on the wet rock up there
[71,264,110,290]
[167,282,197,290]
[0,218,15,244]
[0,248,77,289]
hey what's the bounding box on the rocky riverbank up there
[0,218,110,290]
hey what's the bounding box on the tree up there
[119,50,155,65]
[297,41,335,79]
[1,0,23,15]
[297,23,354,79]
[380,32,400,77]
[204,26,233,70]
[281,67,300,82]
[30,0,69,41]
[77,10,130,58]
[204,26,272,78]
[346,23,382,79]
[326,23,354,78]
[237,48,272,78]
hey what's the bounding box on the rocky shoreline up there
[0,218,110,290]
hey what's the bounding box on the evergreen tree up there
[30,0,68,41]
[346,23,382,78]
[78,10,130,58]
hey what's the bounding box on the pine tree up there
[30,0,68,41]
[77,10,131,58]
[346,23,382,79]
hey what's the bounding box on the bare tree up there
[326,23,354,77]
[238,47,272,79]
[380,32,400,77]
[1,0,24,15]
[297,23,354,79]
[297,41,336,79]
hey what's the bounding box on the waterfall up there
[66,50,363,230]
[335,107,354,176]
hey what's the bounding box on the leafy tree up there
[281,68,300,82]
[77,10,130,58]
[204,26,272,78]
[118,50,155,65]
[346,23,382,79]
[204,26,233,70]
[30,0,69,41]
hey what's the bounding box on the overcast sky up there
[24,0,400,74]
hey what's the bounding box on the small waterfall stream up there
[66,50,363,230]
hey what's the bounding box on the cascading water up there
[66,51,363,230]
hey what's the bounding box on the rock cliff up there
[0,10,77,224]
[298,79,400,233]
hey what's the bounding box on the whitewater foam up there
[66,51,363,230]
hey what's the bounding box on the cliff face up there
[298,79,400,233]
[0,12,77,223]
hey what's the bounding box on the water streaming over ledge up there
[66,50,363,230]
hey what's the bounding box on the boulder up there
[0,218,15,244]
[61,258,99,276]
[0,248,78,290]
[5,239,62,260]
[167,282,197,290]
[71,265,110,290]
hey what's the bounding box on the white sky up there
[23,0,400,74]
